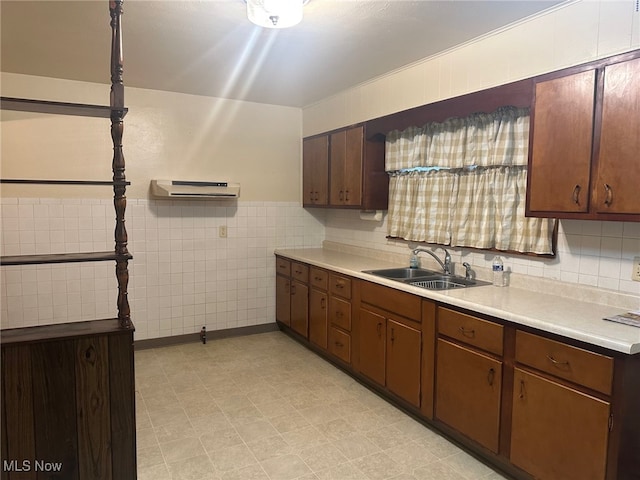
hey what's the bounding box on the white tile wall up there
[323,209,640,297]
[0,198,325,340]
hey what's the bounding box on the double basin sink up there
[363,267,490,290]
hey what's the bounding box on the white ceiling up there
[1,0,564,107]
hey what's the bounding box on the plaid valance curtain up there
[385,106,555,254]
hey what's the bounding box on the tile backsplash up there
[2,198,639,340]
[0,198,325,339]
[322,209,640,298]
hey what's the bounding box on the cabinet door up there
[290,280,308,337]
[527,70,595,214]
[595,56,640,214]
[329,130,347,206]
[303,135,329,206]
[343,126,363,206]
[358,308,386,386]
[276,275,291,326]
[386,319,421,407]
[436,339,502,453]
[309,288,328,349]
[511,368,610,480]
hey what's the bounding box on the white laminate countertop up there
[275,248,640,355]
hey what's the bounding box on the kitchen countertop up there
[275,248,640,355]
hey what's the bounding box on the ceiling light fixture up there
[246,0,307,29]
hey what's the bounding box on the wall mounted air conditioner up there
[150,180,240,199]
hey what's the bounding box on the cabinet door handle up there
[320,298,326,309]
[519,379,526,400]
[487,368,495,386]
[314,191,319,202]
[377,322,382,337]
[339,190,344,201]
[390,327,395,345]
[291,284,296,295]
[603,183,613,206]
[345,190,350,202]
[310,190,315,202]
[572,184,581,205]
[458,326,475,338]
[546,355,570,369]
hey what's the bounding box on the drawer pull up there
[315,276,322,281]
[295,269,302,275]
[279,264,287,269]
[487,368,495,386]
[572,184,581,205]
[335,341,344,347]
[335,311,343,318]
[547,355,570,369]
[458,326,475,338]
[335,282,344,289]
[603,183,613,206]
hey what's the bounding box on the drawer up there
[329,327,351,364]
[360,281,421,322]
[329,274,352,299]
[515,330,613,395]
[330,296,351,331]
[438,307,503,356]
[276,257,291,276]
[291,262,309,283]
[310,267,328,290]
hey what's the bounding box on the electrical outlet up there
[633,256,640,282]
[219,225,227,238]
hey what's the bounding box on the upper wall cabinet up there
[303,124,388,210]
[526,51,640,221]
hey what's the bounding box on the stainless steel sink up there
[363,268,490,290]
[407,275,488,290]
[363,267,440,279]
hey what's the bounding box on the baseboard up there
[134,323,279,350]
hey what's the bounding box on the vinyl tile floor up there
[135,331,511,480]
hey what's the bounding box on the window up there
[385,106,555,255]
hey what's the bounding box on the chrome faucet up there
[412,247,452,275]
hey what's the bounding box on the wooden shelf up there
[0,318,134,345]
[0,179,131,186]
[0,96,128,118]
[1,251,133,266]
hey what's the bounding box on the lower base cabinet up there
[358,308,386,385]
[290,280,308,337]
[510,367,611,480]
[386,319,421,408]
[436,338,502,453]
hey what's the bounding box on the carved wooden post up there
[110,0,131,328]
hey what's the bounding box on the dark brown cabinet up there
[386,319,421,407]
[510,368,610,480]
[327,273,353,364]
[290,280,309,337]
[357,281,422,408]
[302,135,329,206]
[309,267,329,349]
[527,51,640,220]
[275,258,292,326]
[436,338,502,453]
[510,330,614,480]
[302,124,388,210]
[275,257,309,337]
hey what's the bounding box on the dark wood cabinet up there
[327,273,353,365]
[386,318,421,408]
[302,124,388,210]
[276,258,292,326]
[436,338,502,453]
[356,281,422,407]
[527,50,640,221]
[1,320,136,480]
[302,135,329,206]
[358,307,386,386]
[510,367,610,480]
[309,288,328,349]
[290,280,309,337]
